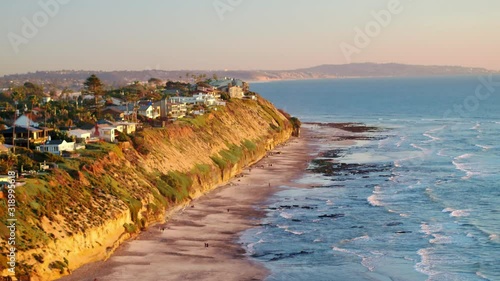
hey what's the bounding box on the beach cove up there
[58,129,314,281]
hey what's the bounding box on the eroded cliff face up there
[0,97,294,280]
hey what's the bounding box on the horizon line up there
[2,62,499,77]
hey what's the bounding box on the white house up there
[114,121,137,135]
[169,96,195,104]
[137,104,160,119]
[167,102,187,119]
[138,104,153,119]
[192,93,217,106]
[169,93,218,106]
[14,113,40,128]
[68,129,92,143]
[96,126,117,142]
[39,139,75,155]
[228,86,244,99]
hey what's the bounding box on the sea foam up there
[367,194,383,207]
[452,155,480,180]
[475,144,492,151]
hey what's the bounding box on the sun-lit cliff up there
[0,96,296,281]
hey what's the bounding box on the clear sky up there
[1,0,499,76]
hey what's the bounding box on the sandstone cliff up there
[0,96,295,280]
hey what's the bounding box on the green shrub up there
[147,203,158,213]
[17,154,35,172]
[154,177,177,201]
[125,198,142,223]
[123,223,137,234]
[220,92,231,101]
[117,131,130,142]
[49,260,68,274]
[179,114,209,128]
[131,133,150,155]
[210,156,227,170]
[242,139,257,151]
[32,253,44,263]
[192,164,211,175]
[32,150,64,163]
[219,144,243,164]
[160,171,192,202]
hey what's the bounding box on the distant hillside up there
[1,63,498,90]
[294,63,497,77]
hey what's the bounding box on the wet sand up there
[59,130,314,281]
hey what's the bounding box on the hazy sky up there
[1,0,499,76]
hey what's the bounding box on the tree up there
[17,154,35,172]
[123,91,139,122]
[62,87,72,101]
[28,95,39,110]
[148,78,163,85]
[83,74,104,119]
[220,92,231,101]
[43,102,53,127]
[23,82,44,97]
[11,87,26,106]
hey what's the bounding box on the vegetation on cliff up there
[0,96,295,280]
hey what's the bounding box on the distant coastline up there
[2,63,498,90]
[248,73,493,84]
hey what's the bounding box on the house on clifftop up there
[39,139,76,156]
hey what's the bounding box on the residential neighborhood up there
[0,75,256,175]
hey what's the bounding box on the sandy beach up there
[59,130,314,281]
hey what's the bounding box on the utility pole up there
[27,108,30,149]
[13,101,18,155]
[44,107,47,141]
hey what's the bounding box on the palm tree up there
[28,95,39,110]
[123,91,132,121]
[24,96,39,149]
[43,102,53,126]
[130,94,140,122]
[66,119,73,130]
[11,89,26,153]
[62,88,71,102]
[11,88,26,107]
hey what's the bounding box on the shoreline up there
[58,129,315,281]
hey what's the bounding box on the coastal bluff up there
[0,96,296,281]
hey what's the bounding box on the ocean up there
[241,76,500,281]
